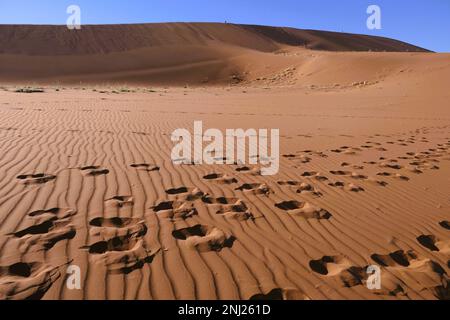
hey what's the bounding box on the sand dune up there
[0,23,449,300]
[0,22,431,85]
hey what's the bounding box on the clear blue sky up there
[0,0,449,52]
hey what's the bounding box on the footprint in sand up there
[132,131,149,136]
[88,217,147,243]
[370,249,449,299]
[235,166,251,172]
[371,249,418,267]
[330,170,368,181]
[341,163,365,170]
[234,166,262,175]
[282,154,311,164]
[0,262,60,300]
[165,187,205,202]
[376,172,410,181]
[172,224,235,252]
[350,173,369,180]
[410,160,440,171]
[365,176,389,187]
[275,200,332,219]
[406,166,424,174]
[439,221,450,230]
[16,173,56,185]
[330,170,351,176]
[301,150,328,158]
[80,166,109,176]
[379,161,403,170]
[331,146,361,155]
[84,234,143,254]
[89,217,143,229]
[203,173,237,184]
[84,217,157,274]
[300,171,328,181]
[130,163,160,172]
[277,180,302,186]
[300,171,318,177]
[201,196,254,220]
[165,187,189,195]
[328,181,364,192]
[105,196,134,209]
[328,181,346,188]
[277,181,322,196]
[309,255,366,288]
[416,234,450,253]
[235,183,272,196]
[152,200,198,220]
[87,238,157,274]
[8,207,76,252]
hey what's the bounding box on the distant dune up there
[0,22,434,85]
[0,23,430,55]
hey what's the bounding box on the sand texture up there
[0,23,449,300]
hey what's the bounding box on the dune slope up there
[0,22,431,85]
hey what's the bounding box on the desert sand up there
[0,23,449,300]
